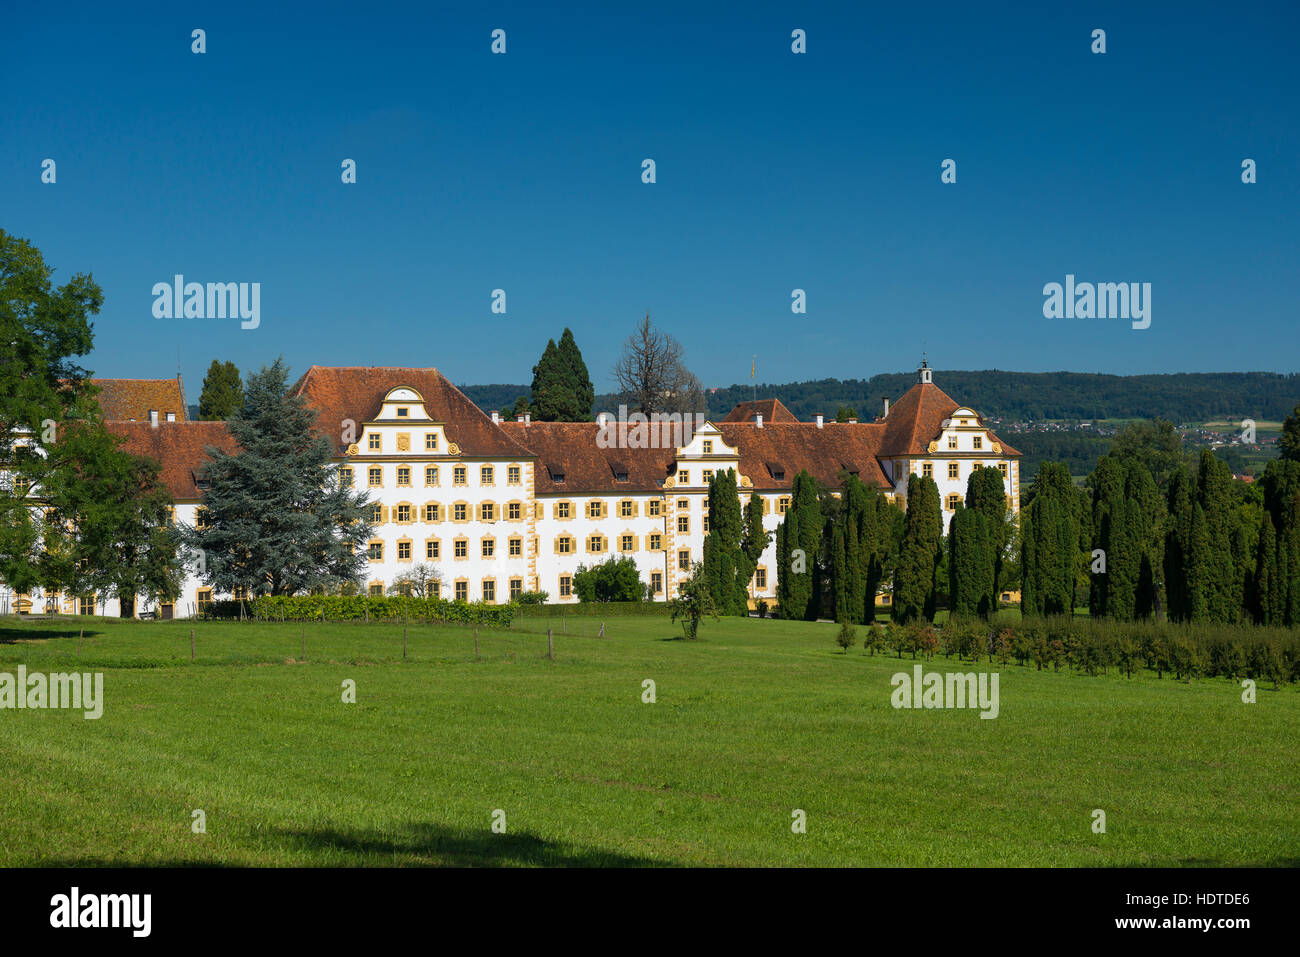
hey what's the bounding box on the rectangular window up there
[677,470,689,485]
[702,470,713,484]
[507,465,521,485]
[621,534,635,552]
[426,539,440,559]
[755,568,768,589]
[557,536,573,555]
[648,500,661,517]
[481,502,496,521]
[425,466,439,486]
[948,435,958,450]
[509,536,522,557]
[424,503,440,522]
[678,549,691,571]
[398,541,411,560]
[453,466,467,486]
[559,575,572,598]
[368,467,382,487]
[588,535,605,553]
[482,538,495,558]
[396,504,412,523]
[370,583,384,597]
[677,516,690,533]
[370,504,384,524]
[340,468,354,488]
[778,497,790,514]
[620,500,633,518]
[397,466,411,486]
[946,494,962,511]
[368,433,381,451]
[556,501,571,519]
[677,499,689,510]
[702,440,713,454]
[509,578,523,600]
[454,539,468,558]
[425,433,439,451]
[649,533,662,551]
[703,515,710,533]
[948,463,959,480]
[507,502,521,520]
[587,501,604,519]
[973,436,983,450]
[481,466,494,485]
[482,580,496,603]
[397,408,409,418]
[368,541,383,561]
[650,572,663,594]
[454,503,467,521]
[455,581,468,601]
[922,462,933,479]
[998,462,1008,478]
[196,588,214,613]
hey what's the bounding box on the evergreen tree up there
[893,474,942,623]
[701,469,748,615]
[1088,455,1125,618]
[1256,459,1300,625]
[182,358,374,596]
[948,504,993,618]
[1124,460,1164,619]
[776,470,823,620]
[964,465,1008,615]
[198,360,243,420]
[1195,449,1239,622]
[1020,462,1080,617]
[1280,400,1300,463]
[1253,512,1281,624]
[835,406,859,423]
[556,328,594,420]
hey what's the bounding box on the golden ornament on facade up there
[992,442,1002,454]
[346,444,359,456]
[663,475,676,489]
[927,441,938,454]
[739,474,753,488]
[447,442,461,456]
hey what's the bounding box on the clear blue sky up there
[3,0,1297,393]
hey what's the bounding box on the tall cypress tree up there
[1195,449,1239,622]
[948,504,993,618]
[1124,460,1164,619]
[894,474,942,623]
[1020,462,1079,617]
[1088,455,1125,618]
[556,328,594,421]
[701,469,749,615]
[777,471,823,620]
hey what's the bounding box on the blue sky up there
[3,1,1297,392]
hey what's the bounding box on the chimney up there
[882,396,891,419]
[597,412,611,427]
[516,414,525,423]
[755,413,763,428]
[491,411,500,425]
[848,417,857,424]
[815,414,824,429]
[524,413,531,425]
[149,410,159,428]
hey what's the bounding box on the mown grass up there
[0,614,1295,867]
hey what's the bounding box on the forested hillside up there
[460,371,1299,425]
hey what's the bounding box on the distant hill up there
[460,371,1300,425]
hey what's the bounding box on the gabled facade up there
[0,361,1020,617]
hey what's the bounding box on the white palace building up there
[1,361,1020,618]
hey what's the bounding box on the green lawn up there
[1,614,1295,867]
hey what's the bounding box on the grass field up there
[1,614,1296,867]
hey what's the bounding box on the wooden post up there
[190,628,195,661]
[599,621,605,638]
[548,627,554,661]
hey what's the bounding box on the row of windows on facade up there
[361,528,711,562]
[192,564,770,607]
[342,463,523,488]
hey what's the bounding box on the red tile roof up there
[292,367,535,459]
[718,422,892,490]
[90,378,188,422]
[106,421,237,500]
[500,421,676,493]
[879,381,1020,457]
[721,398,800,424]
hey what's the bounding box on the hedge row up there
[204,594,516,627]
[855,616,1300,685]
[514,601,673,618]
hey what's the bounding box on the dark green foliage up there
[573,554,645,602]
[893,475,942,623]
[776,471,824,620]
[1254,459,1300,625]
[700,469,750,615]
[948,506,994,619]
[182,358,374,597]
[206,593,516,626]
[529,329,594,421]
[834,406,858,423]
[1020,462,1080,617]
[198,360,243,420]
[1280,400,1300,462]
[670,562,718,639]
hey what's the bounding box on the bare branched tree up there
[611,313,705,416]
